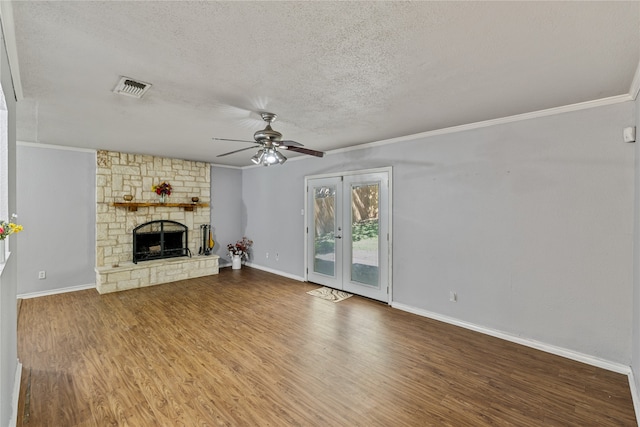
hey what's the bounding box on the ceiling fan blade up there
[278,140,304,147]
[282,146,325,158]
[212,137,256,144]
[216,145,260,157]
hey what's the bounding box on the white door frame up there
[304,167,393,304]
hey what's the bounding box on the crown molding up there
[17,141,96,153]
[233,93,634,170]
[325,94,634,157]
[0,1,23,101]
[210,163,244,170]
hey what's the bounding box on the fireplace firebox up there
[132,220,190,263]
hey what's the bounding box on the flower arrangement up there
[0,214,23,240]
[227,237,253,260]
[152,181,172,196]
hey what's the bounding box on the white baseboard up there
[392,302,631,375]
[628,370,640,424]
[242,262,305,282]
[9,360,21,427]
[17,283,95,299]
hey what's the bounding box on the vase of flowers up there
[0,214,23,263]
[227,237,253,270]
[152,181,172,203]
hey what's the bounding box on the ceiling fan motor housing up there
[254,124,282,145]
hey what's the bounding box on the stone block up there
[142,176,152,192]
[97,282,118,294]
[169,212,185,221]
[103,256,118,267]
[117,278,141,291]
[96,187,104,203]
[96,226,110,241]
[97,213,115,224]
[96,204,110,214]
[153,157,163,170]
[112,174,123,191]
[131,268,150,280]
[109,270,132,282]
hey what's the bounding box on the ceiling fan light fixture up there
[251,149,265,165]
[275,150,287,164]
[265,148,277,165]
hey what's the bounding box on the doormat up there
[306,287,353,303]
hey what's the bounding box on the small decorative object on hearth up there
[152,181,172,203]
[227,237,253,270]
[0,214,23,263]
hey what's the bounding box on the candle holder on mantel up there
[191,197,200,204]
[123,195,133,202]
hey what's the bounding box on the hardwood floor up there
[17,267,636,426]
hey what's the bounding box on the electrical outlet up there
[266,252,269,259]
[449,291,457,302]
[38,270,46,280]
[276,252,279,261]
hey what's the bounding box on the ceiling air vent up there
[113,76,152,98]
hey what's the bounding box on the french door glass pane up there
[313,186,336,277]
[350,183,379,287]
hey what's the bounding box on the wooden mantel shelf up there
[112,202,209,212]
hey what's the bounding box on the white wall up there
[0,22,19,427]
[242,101,635,364]
[210,166,243,264]
[16,145,96,295]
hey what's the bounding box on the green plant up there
[351,219,378,242]
[314,231,335,254]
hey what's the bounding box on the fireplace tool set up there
[199,224,214,255]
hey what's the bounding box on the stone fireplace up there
[95,150,219,294]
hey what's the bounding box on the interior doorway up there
[305,168,392,303]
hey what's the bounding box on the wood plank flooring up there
[17,267,636,426]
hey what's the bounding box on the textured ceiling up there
[10,1,640,166]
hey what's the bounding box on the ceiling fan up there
[214,112,324,166]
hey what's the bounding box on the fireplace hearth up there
[133,220,190,263]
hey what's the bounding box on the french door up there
[305,169,391,302]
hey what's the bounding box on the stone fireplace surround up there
[95,150,219,294]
